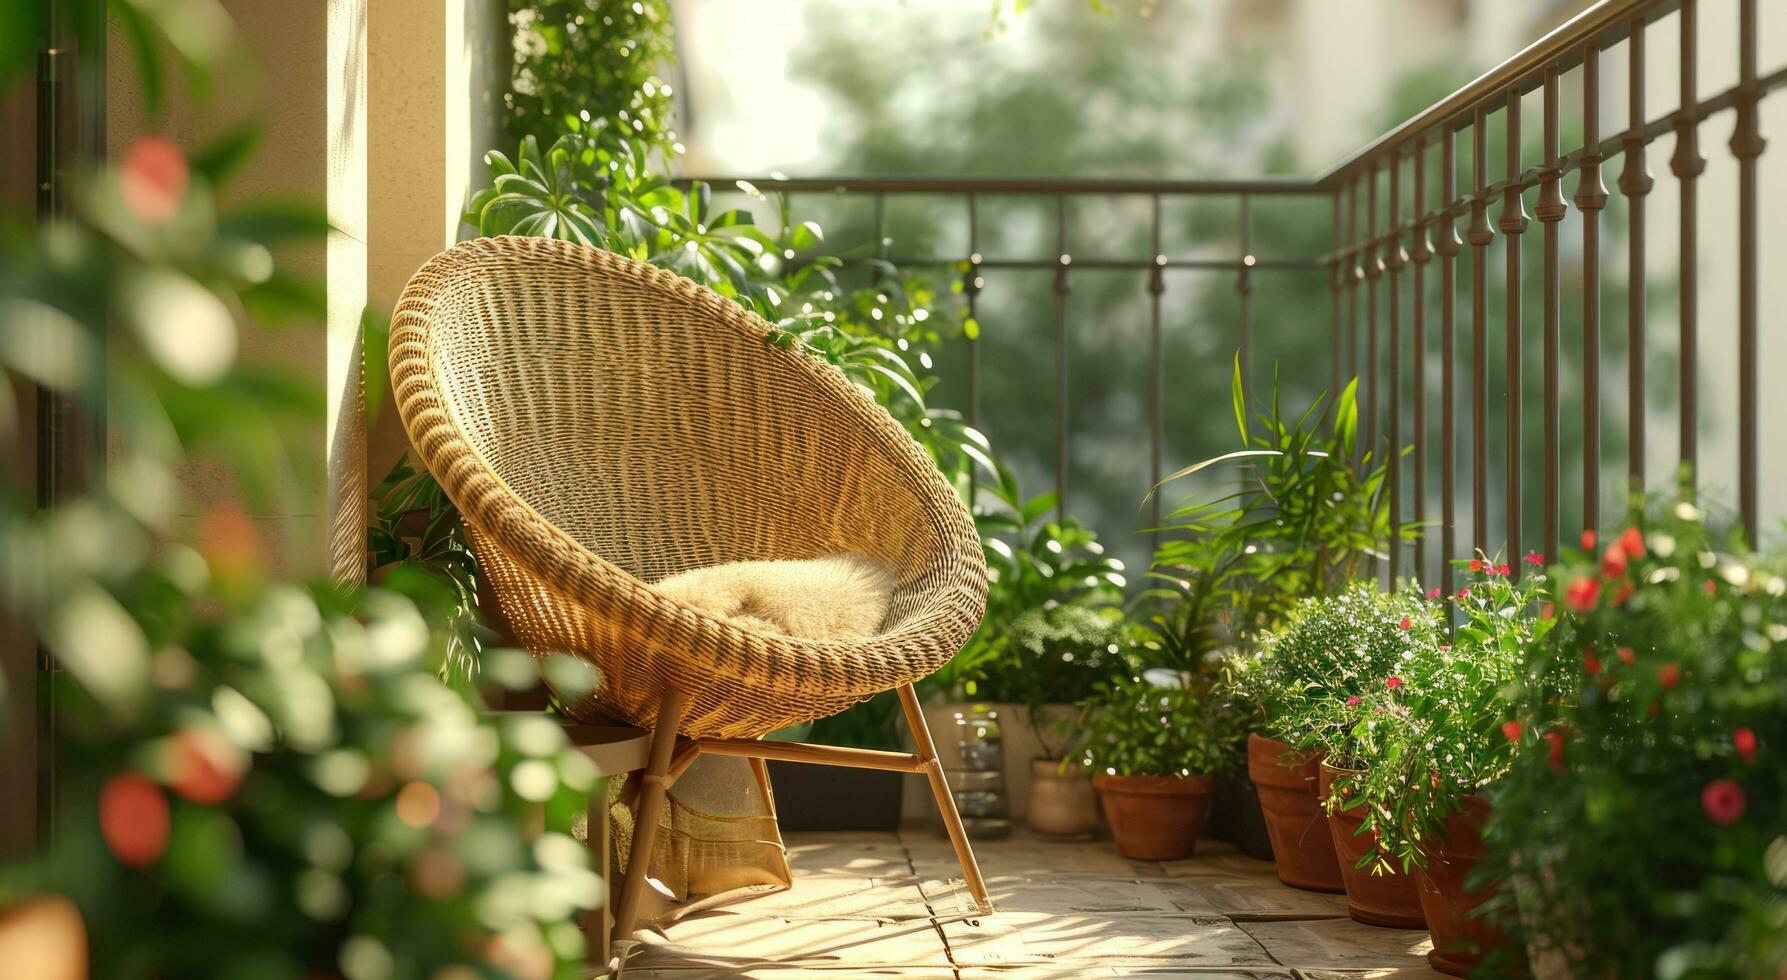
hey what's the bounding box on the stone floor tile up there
[1153,876,1350,922]
[626,914,953,972]
[919,874,1187,916]
[960,968,1298,979]
[734,873,934,920]
[1238,919,1440,976]
[902,828,1160,879]
[784,836,915,878]
[942,911,1279,969]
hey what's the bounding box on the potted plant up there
[1153,362,1411,887]
[907,466,1129,830]
[997,603,1130,836]
[1476,495,1787,978]
[1334,556,1549,973]
[1130,534,1268,857]
[1250,582,1439,925]
[1074,670,1240,860]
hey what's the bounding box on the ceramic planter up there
[1319,761,1427,929]
[1026,758,1099,838]
[1414,796,1513,976]
[1091,772,1215,860]
[1247,734,1344,891]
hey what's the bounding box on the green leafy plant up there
[0,11,607,972]
[1232,582,1442,764]
[1331,556,1551,874]
[926,463,1128,699]
[1478,496,1787,977]
[368,453,496,686]
[1073,671,1243,779]
[1154,359,1411,647]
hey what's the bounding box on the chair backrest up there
[406,237,949,615]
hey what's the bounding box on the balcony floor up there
[617,827,1445,978]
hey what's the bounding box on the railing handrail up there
[1314,0,1674,186]
[674,174,1317,195]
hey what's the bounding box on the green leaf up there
[1232,350,1250,447]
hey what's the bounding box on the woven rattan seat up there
[391,236,994,947]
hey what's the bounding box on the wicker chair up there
[390,236,994,944]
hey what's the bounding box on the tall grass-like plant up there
[1153,357,1412,646]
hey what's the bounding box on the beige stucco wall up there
[107,0,368,583]
[367,0,508,486]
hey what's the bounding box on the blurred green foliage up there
[1,5,603,975]
[504,0,677,153]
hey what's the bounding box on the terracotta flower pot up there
[1027,758,1100,838]
[1319,761,1427,929]
[1414,795,1510,976]
[1247,734,1344,891]
[1091,772,1215,861]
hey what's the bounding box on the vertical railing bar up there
[1731,0,1765,548]
[1671,0,1705,488]
[1331,193,1343,404]
[1411,135,1433,586]
[1538,64,1567,564]
[1053,193,1070,521]
[1149,194,1166,546]
[963,194,983,509]
[1620,15,1653,492]
[1577,42,1609,542]
[1347,182,1360,393]
[1437,125,1462,602]
[966,194,982,434]
[1469,107,1493,557]
[1238,194,1254,416]
[1365,164,1381,464]
[1501,84,1531,569]
[1386,152,1405,586]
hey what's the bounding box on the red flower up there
[1497,563,1513,577]
[1601,545,1628,578]
[1386,676,1403,690]
[1545,729,1568,773]
[1734,727,1757,763]
[1612,581,1635,606]
[1616,646,1636,666]
[1583,650,1601,676]
[1399,617,1412,631]
[1704,579,1717,596]
[1700,779,1746,825]
[1658,663,1681,691]
[100,773,170,868]
[1425,587,1443,600]
[1346,696,1361,707]
[1457,587,1471,600]
[1501,720,1523,742]
[1469,559,1484,572]
[1618,526,1646,560]
[120,136,189,223]
[1564,576,1601,612]
[1524,551,1545,566]
[1539,602,1556,620]
[1580,529,1597,550]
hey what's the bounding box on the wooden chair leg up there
[896,684,993,914]
[611,690,687,949]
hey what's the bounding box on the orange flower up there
[1618,526,1646,560]
[1580,529,1597,550]
[1601,545,1628,578]
[100,773,170,867]
[120,136,189,223]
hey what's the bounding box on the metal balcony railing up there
[686,0,1783,595]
